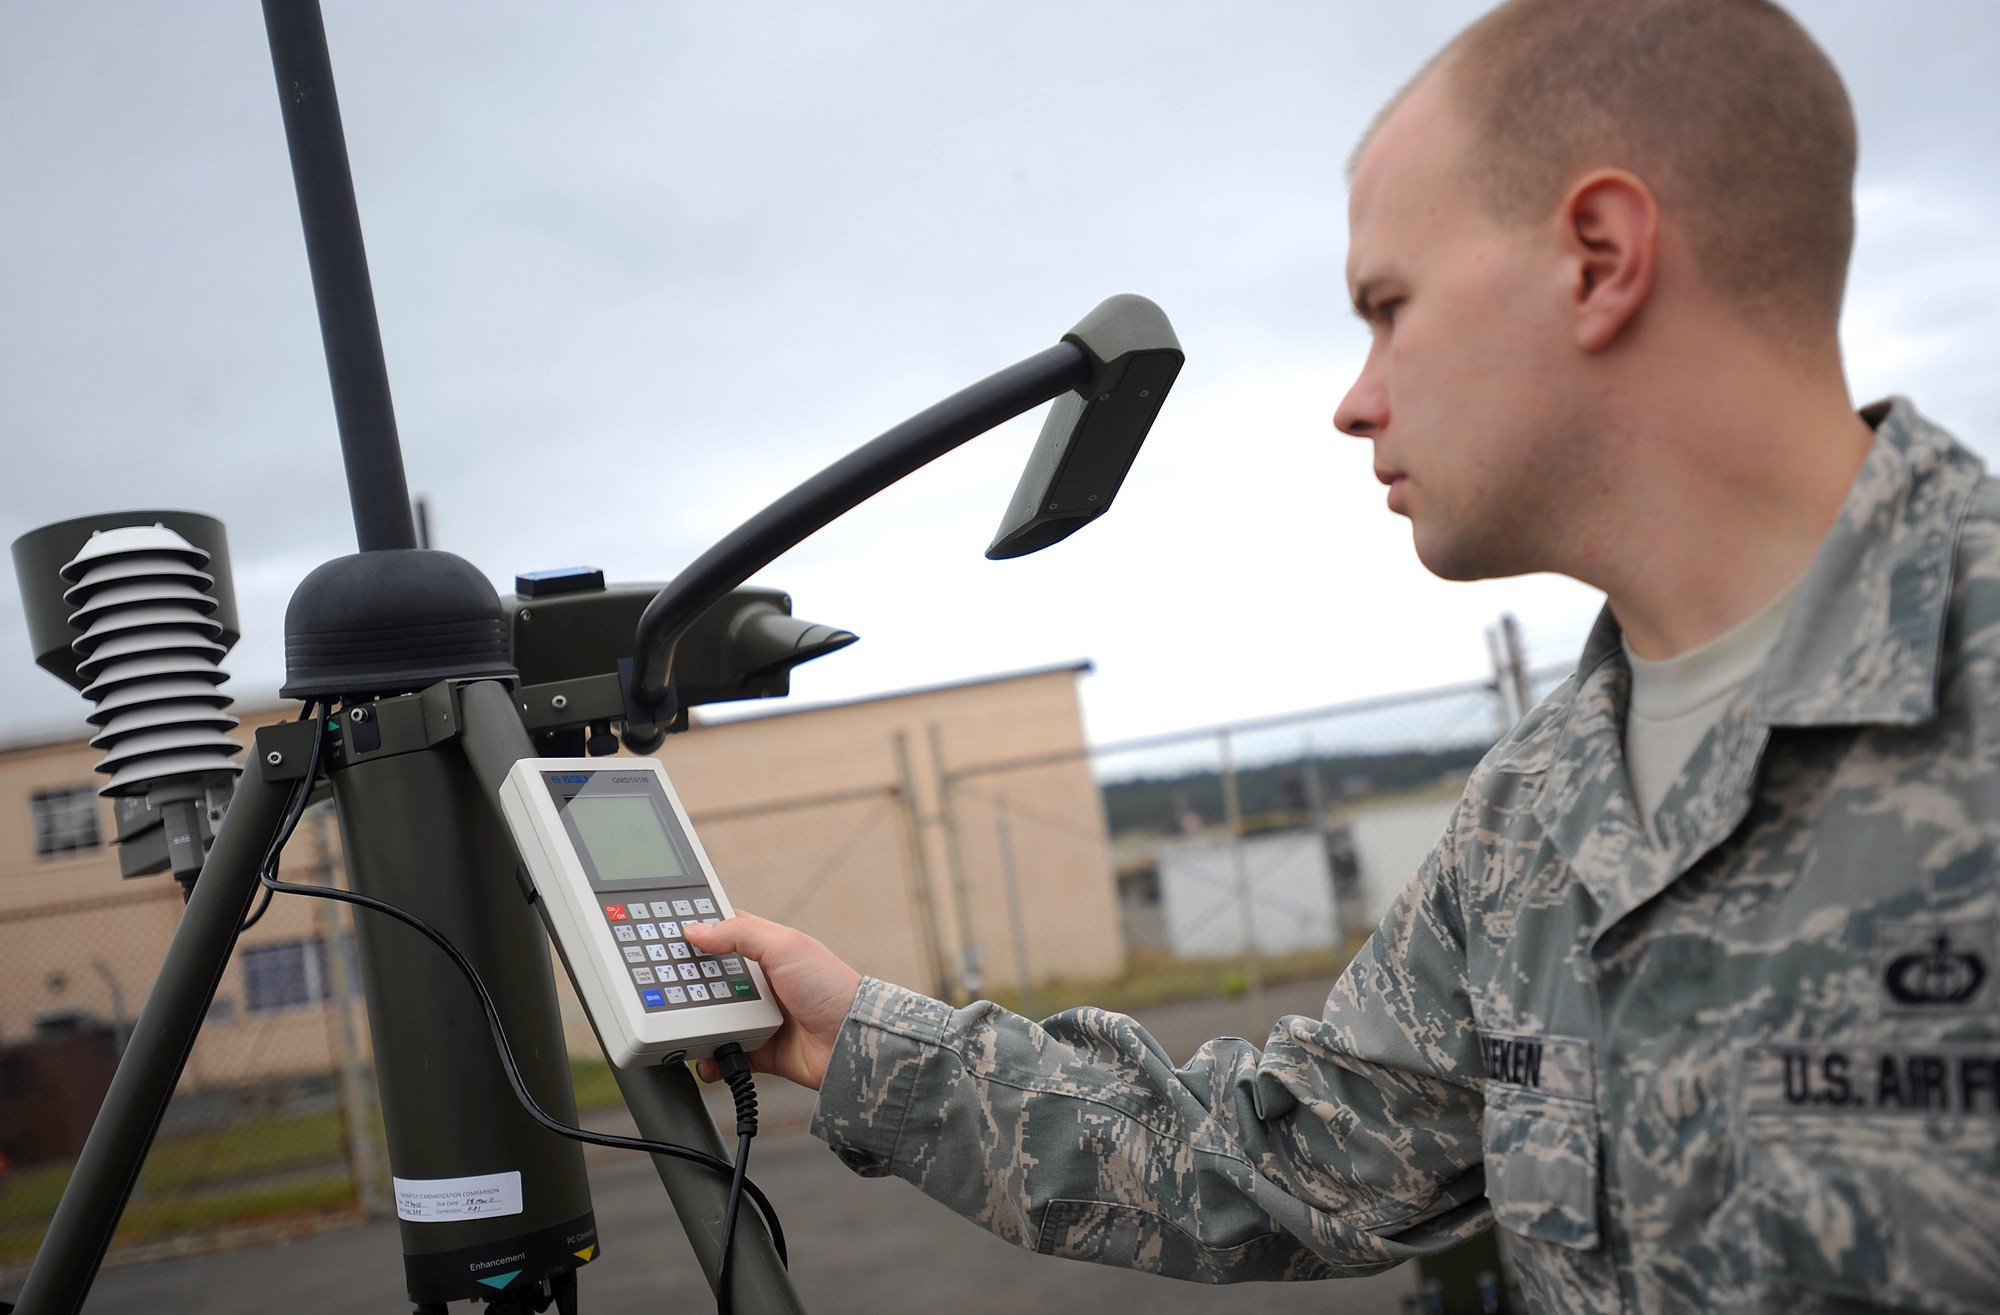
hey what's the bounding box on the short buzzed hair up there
[1387,0,1858,336]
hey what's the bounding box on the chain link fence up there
[0,654,1568,1283]
[0,803,381,1280]
[932,667,1569,1037]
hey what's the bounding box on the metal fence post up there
[308,800,385,1219]
[1218,729,1263,1007]
[992,796,1037,1019]
[890,730,954,1001]
[928,722,984,1000]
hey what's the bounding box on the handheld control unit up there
[499,757,783,1066]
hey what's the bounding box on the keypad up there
[599,894,758,1013]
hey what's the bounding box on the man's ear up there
[1562,169,1658,352]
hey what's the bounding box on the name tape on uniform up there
[1477,1030,1594,1103]
[1744,1043,2000,1117]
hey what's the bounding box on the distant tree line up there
[1100,744,1490,839]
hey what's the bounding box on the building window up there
[1116,865,1162,906]
[241,936,356,1012]
[243,942,317,1012]
[30,786,101,858]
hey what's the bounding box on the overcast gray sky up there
[2,1,1996,748]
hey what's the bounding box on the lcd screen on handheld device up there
[563,794,690,886]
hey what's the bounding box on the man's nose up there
[1334,366,1385,438]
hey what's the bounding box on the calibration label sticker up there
[394,1170,525,1222]
[1743,1043,2000,1117]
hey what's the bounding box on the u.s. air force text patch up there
[1743,1042,2000,1117]
[1477,1030,1594,1104]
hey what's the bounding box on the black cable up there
[252,703,790,1273]
[235,885,275,931]
[238,702,319,932]
[714,1044,758,1315]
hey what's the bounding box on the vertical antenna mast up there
[261,0,418,553]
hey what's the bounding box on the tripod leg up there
[612,1062,804,1315]
[456,680,805,1313]
[7,761,295,1315]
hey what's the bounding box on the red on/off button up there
[604,904,628,921]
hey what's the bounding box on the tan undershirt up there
[1622,577,1802,833]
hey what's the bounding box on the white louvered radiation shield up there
[61,524,242,797]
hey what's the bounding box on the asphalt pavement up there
[61,977,1419,1313]
[78,1134,1417,1314]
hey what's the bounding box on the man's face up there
[1336,74,1579,582]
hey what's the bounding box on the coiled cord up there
[252,704,787,1306]
[714,1044,760,1314]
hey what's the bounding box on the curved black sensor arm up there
[630,294,1184,715]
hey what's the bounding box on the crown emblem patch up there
[1876,921,1994,1013]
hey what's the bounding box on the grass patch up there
[0,1162,85,1225]
[137,1111,346,1191]
[0,1111,349,1224]
[984,945,1354,1018]
[0,1175,356,1266]
[568,1054,625,1112]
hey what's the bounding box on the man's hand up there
[684,912,862,1090]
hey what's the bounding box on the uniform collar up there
[1548,395,1984,736]
[1755,397,1985,726]
[1496,399,1986,926]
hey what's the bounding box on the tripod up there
[3,3,1180,1310]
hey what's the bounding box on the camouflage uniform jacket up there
[811,397,2000,1313]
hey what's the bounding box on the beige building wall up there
[0,705,355,1089]
[0,664,1118,1087]
[665,661,1123,1000]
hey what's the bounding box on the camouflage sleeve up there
[809,823,1492,1282]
